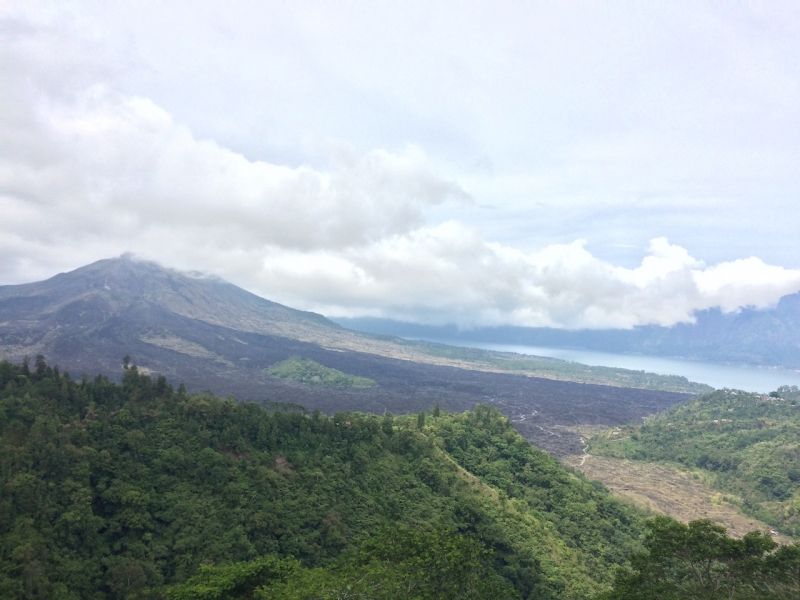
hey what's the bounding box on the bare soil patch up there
[565,453,794,544]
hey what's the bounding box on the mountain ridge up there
[338,295,800,369]
[0,254,339,341]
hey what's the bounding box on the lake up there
[415,338,800,393]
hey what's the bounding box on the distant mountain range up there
[339,295,800,369]
[0,256,695,454]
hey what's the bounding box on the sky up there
[2,1,800,329]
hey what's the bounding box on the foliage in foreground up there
[605,517,800,599]
[0,358,643,599]
[2,358,797,599]
[166,519,800,600]
[166,525,514,599]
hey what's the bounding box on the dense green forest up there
[590,387,800,536]
[602,516,800,599]
[1,359,798,599]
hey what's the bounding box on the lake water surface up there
[417,338,800,393]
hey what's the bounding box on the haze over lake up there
[412,339,800,393]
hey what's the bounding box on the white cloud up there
[5,82,465,251]
[694,257,800,312]
[2,2,800,330]
[244,226,800,329]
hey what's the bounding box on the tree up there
[605,517,797,599]
[381,412,394,435]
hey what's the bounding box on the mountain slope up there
[0,256,696,454]
[0,254,342,353]
[0,256,708,392]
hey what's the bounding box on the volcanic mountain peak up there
[0,254,337,336]
[0,256,466,377]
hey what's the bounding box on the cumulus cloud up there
[2,4,800,330]
[4,81,465,251]
[0,18,466,281]
[694,257,800,312]
[254,229,800,329]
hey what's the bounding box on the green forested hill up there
[590,387,800,536]
[0,358,644,599]
[1,359,798,599]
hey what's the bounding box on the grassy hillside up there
[590,386,800,536]
[0,358,649,599]
[265,357,377,388]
